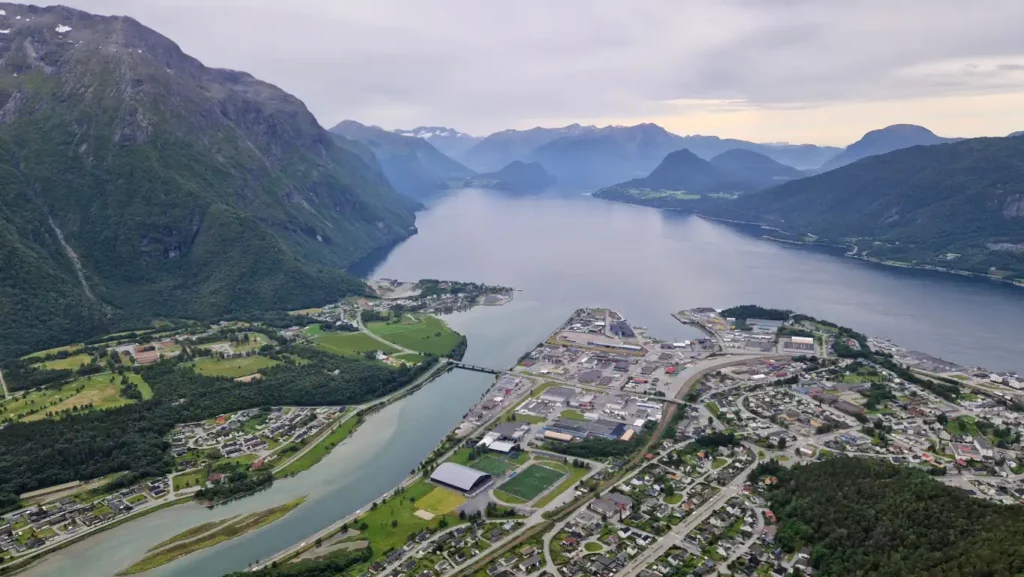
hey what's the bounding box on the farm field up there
[497,464,565,501]
[366,315,461,356]
[31,353,94,371]
[2,373,152,423]
[313,332,397,357]
[192,356,280,378]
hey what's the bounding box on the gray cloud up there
[58,0,1024,135]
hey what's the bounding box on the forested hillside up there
[0,5,416,359]
[712,136,1024,280]
[766,458,1024,576]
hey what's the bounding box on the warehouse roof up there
[430,463,492,492]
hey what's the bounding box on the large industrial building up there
[429,462,493,493]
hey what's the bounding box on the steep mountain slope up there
[0,4,417,358]
[331,120,474,200]
[715,136,1024,279]
[708,149,804,189]
[392,126,480,157]
[447,161,556,192]
[460,124,597,172]
[819,124,956,171]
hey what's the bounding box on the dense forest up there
[719,306,792,321]
[0,347,430,504]
[766,458,1024,576]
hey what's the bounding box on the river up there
[27,188,1024,576]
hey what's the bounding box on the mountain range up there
[0,4,417,358]
[594,148,802,205]
[331,121,474,200]
[392,126,481,157]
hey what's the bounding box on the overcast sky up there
[62,0,1024,145]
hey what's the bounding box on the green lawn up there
[354,480,463,557]
[127,494,148,505]
[497,464,565,501]
[560,409,587,421]
[274,415,360,478]
[705,402,721,419]
[313,332,397,357]
[416,487,465,515]
[172,470,207,491]
[365,314,462,356]
[192,355,280,378]
[32,353,94,371]
[711,458,728,470]
[584,542,603,552]
[392,352,430,365]
[532,462,589,508]
[4,373,152,423]
[664,493,683,505]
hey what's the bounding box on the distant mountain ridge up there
[330,120,474,200]
[460,123,598,172]
[0,4,417,358]
[393,126,481,157]
[458,122,839,191]
[819,124,958,171]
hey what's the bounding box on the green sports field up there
[496,464,565,501]
[470,456,517,476]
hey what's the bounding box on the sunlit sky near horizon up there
[62,0,1024,145]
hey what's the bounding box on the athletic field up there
[470,456,517,476]
[496,464,565,501]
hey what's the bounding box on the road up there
[619,459,758,577]
[355,314,416,355]
[272,361,447,476]
[251,364,551,571]
[0,369,7,399]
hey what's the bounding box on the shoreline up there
[689,212,1024,290]
[595,195,1024,290]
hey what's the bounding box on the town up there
[248,304,1024,577]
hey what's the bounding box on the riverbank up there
[118,498,306,575]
